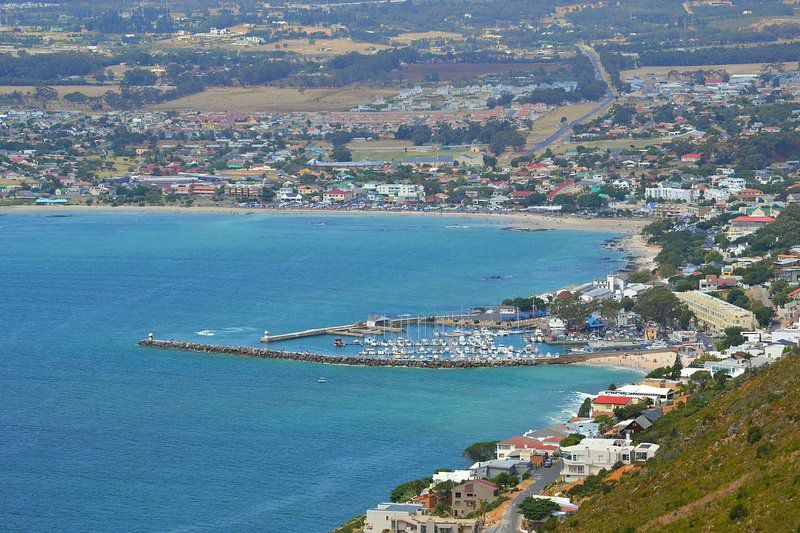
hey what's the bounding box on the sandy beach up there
[576,350,684,374]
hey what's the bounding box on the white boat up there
[318,378,326,384]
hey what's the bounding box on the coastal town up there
[3,0,800,531]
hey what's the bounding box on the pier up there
[260,316,434,343]
[138,338,607,368]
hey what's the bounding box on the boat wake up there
[195,326,258,337]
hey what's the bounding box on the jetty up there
[138,337,606,368]
[260,316,433,343]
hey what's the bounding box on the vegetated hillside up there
[559,350,800,532]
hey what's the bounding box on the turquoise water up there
[0,212,639,532]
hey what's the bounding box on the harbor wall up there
[138,338,602,368]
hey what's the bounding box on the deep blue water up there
[0,212,639,532]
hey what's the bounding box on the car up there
[543,458,553,468]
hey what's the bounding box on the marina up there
[138,337,612,368]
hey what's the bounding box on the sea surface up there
[0,212,640,532]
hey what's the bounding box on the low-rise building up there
[452,479,499,517]
[469,459,530,480]
[390,515,481,533]
[591,394,641,417]
[365,503,426,533]
[676,291,758,334]
[561,438,660,482]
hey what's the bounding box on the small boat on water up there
[333,338,345,348]
[318,378,326,384]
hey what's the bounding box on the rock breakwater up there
[138,338,593,368]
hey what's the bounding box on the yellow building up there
[676,291,758,334]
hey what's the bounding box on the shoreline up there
[575,350,679,373]
[0,204,656,269]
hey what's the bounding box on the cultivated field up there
[393,61,560,80]
[147,85,397,112]
[0,85,112,97]
[622,61,800,77]
[155,35,388,56]
[552,137,668,152]
[264,37,388,55]
[389,31,465,45]
[347,139,455,161]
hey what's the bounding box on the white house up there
[365,503,426,533]
[602,384,674,403]
[376,183,425,201]
[561,437,660,482]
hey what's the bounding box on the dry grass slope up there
[558,351,800,532]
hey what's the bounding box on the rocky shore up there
[138,338,597,368]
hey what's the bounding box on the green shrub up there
[747,426,762,444]
[729,503,748,522]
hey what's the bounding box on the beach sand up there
[0,203,645,230]
[576,351,685,374]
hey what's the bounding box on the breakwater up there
[138,338,600,368]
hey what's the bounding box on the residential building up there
[566,417,601,438]
[591,394,641,417]
[727,215,775,239]
[365,503,426,533]
[432,470,474,484]
[469,459,530,480]
[376,183,425,201]
[602,384,675,404]
[390,515,481,533]
[322,188,355,203]
[645,185,693,203]
[676,291,758,334]
[224,183,263,199]
[452,479,499,518]
[561,438,660,482]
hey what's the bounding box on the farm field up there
[147,85,397,112]
[621,61,800,77]
[392,61,560,80]
[552,137,668,152]
[0,85,112,98]
[389,31,465,45]
[348,139,465,162]
[154,35,388,56]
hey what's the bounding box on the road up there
[485,460,562,533]
[523,44,616,157]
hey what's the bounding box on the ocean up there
[0,212,640,532]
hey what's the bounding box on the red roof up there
[681,153,702,159]
[593,395,633,405]
[499,435,558,451]
[325,189,351,195]
[788,287,800,298]
[731,216,775,223]
[459,479,498,492]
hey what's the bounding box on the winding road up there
[484,460,562,533]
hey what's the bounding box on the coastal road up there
[523,44,616,157]
[485,460,562,533]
